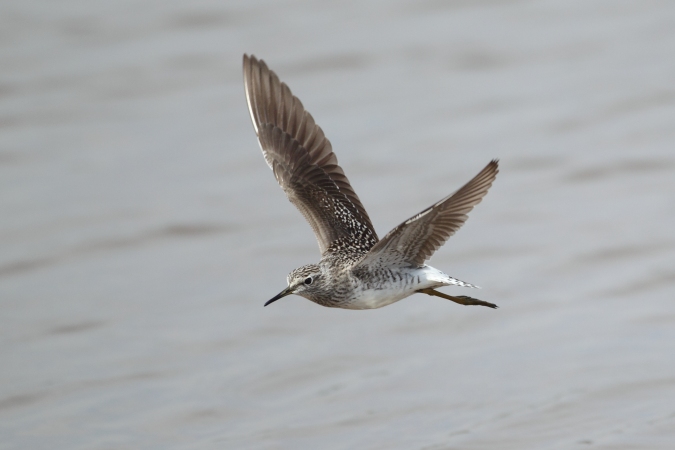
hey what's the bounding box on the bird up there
[243,54,499,310]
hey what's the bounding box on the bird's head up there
[264,264,323,306]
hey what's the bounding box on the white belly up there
[345,287,412,310]
[343,265,456,310]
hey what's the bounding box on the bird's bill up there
[264,286,294,307]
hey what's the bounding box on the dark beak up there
[264,286,293,307]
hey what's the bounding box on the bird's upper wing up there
[243,54,378,255]
[355,160,498,269]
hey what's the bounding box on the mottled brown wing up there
[355,160,498,268]
[243,54,378,254]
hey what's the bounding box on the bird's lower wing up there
[354,160,499,269]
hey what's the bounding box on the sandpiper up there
[243,54,499,310]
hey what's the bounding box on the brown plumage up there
[243,54,377,255]
[243,54,500,310]
[355,160,498,269]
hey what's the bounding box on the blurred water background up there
[2,1,675,448]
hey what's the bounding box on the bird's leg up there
[418,288,498,309]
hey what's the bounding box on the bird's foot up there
[418,288,498,309]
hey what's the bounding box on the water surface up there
[2,1,675,448]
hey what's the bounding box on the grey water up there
[2,1,675,448]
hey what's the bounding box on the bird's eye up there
[304,277,313,285]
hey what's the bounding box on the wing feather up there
[356,160,499,268]
[243,54,378,254]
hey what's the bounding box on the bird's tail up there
[422,266,479,288]
[447,277,479,289]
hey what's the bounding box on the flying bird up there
[243,54,499,310]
